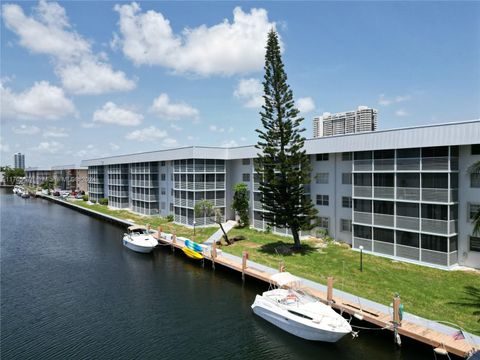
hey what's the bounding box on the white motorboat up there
[122,225,158,253]
[251,272,352,342]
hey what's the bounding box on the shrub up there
[99,197,108,206]
[82,195,89,201]
[91,199,97,204]
[166,214,174,222]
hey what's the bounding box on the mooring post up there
[172,233,176,252]
[327,276,334,305]
[393,294,402,347]
[157,226,162,240]
[242,250,248,281]
[279,261,285,273]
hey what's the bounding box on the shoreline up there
[36,193,480,357]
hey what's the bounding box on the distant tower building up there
[313,106,378,138]
[14,153,25,169]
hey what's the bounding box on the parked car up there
[53,191,60,196]
[75,193,83,199]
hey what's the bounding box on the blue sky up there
[1,1,479,167]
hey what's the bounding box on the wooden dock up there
[154,230,478,358]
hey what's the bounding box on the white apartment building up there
[313,106,378,138]
[82,120,480,270]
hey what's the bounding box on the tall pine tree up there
[255,30,317,249]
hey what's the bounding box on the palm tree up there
[469,160,480,235]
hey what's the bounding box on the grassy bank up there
[67,199,218,243]
[221,227,480,335]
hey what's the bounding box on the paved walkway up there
[204,220,237,245]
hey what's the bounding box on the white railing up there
[421,157,449,171]
[396,215,420,231]
[109,190,129,197]
[254,200,263,210]
[373,240,394,255]
[353,237,372,251]
[353,160,372,171]
[396,158,420,171]
[421,248,448,266]
[131,181,159,188]
[373,187,394,199]
[396,187,420,201]
[396,244,420,260]
[373,213,394,227]
[131,194,159,202]
[374,159,394,171]
[353,186,372,198]
[353,211,372,224]
[421,188,449,203]
[421,218,448,234]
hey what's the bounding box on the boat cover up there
[271,272,301,287]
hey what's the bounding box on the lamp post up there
[359,245,364,272]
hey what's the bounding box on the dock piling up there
[242,251,248,281]
[327,276,334,305]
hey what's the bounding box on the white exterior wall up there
[458,145,480,267]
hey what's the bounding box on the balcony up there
[254,200,263,210]
[396,244,420,261]
[396,158,420,171]
[421,249,448,266]
[396,215,420,231]
[353,237,372,251]
[353,160,372,171]
[109,190,129,197]
[353,186,372,198]
[421,188,449,203]
[372,240,394,256]
[374,159,394,171]
[373,186,394,199]
[373,213,394,227]
[108,179,129,186]
[131,180,159,188]
[396,187,420,201]
[353,211,372,225]
[131,194,159,202]
[421,219,457,235]
[421,157,449,171]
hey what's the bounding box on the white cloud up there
[125,126,167,142]
[109,142,120,151]
[378,94,411,106]
[150,93,199,121]
[222,140,239,147]
[33,140,63,154]
[80,122,99,129]
[43,126,69,138]
[240,136,247,142]
[297,97,315,113]
[93,102,143,126]
[12,124,40,135]
[162,138,177,147]
[234,78,263,108]
[1,81,76,120]
[2,1,135,95]
[114,4,280,76]
[170,123,183,131]
[56,59,135,95]
[0,137,10,153]
[395,109,409,117]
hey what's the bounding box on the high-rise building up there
[14,153,25,170]
[313,106,378,138]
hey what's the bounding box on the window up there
[341,219,352,232]
[161,173,166,181]
[354,224,372,239]
[421,234,448,252]
[317,216,329,230]
[316,153,329,161]
[470,236,480,252]
[354,199,372,213]
[469,203,480,221]
[342,173,352,185]
[423,173,448,189]
[243,173,251,182]
[315,173,329,184]
[397,173,419,188]
[472,144,480,155]
[373,227,394,243]
[342,152,352,161]
[342,196,352,208]
[242,158,251,165]
[396,230,419,248]
[354,173,372,186]
[374,200,394,215]
[422,146,448,158]
[397,202,419,217]
[161,161,166,166]
[316,194,329,206]
[422,204,448,220]
[374,173,394,187]
[471,173,480,188]
[161,188,166,195]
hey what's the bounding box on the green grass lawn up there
[221,227,480,335]
[67,199,218,243]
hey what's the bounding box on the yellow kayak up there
[182,246,204,260]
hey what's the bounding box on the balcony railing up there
[421,248,448,266]
[373,186,394,199]
[109,190,129,197]
[373,213,394,227]
[374,159,394,171]
[131,181,159,188]
[396,215,420,231]
[421,157,449,171]
[254,200,263,210]
[396,158,420,171]
[421,188,449,203]
[353,237,372,251]
[131,194,159,202]
[396,244,420,261]
[421,219,450,235]
[353,211,372,225]
[372,240,394,256]
[353,186,372,198]
[396,187,420,201]
[353,160,372,171]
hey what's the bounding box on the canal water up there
[1,188,436,359]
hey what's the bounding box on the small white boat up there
[122,225,158,253]
[251,272,352,342]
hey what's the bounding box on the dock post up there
[242,251,248,281]
[172,233,176,252]
[211,240,217,269]
[393,294,402,347]
[327,276,334,305]
[157,226,162,240]
[279,261,285,273]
